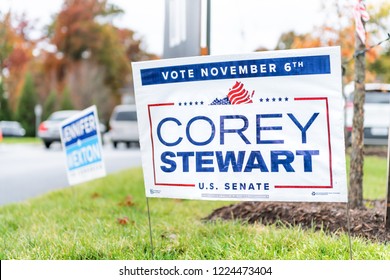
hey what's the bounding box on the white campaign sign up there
[132,47,347,202]
[60,105,106,185]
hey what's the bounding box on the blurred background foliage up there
[0,0,389,136]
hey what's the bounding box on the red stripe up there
[229,89,247,103]
[228,82,254,105]
[232,94,252,104]
[156,183,195,187]
[227,82,244,97]
[230,89,253,104]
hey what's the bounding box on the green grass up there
[0,137,41,144]
[0,158,389,260]
[361,156,388,199]
[346,155,388,199]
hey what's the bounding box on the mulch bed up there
[362,146,389,158]
[203,200,389,243]
[203,146,390,243]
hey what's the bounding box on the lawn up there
[0,137,41,145]
[345,155,388,199]
[0,156,389,260]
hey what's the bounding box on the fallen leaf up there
[119,195,135,207]
[91,192,100,199]
[117,216,130,225]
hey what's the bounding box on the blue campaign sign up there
[60,105,106,185]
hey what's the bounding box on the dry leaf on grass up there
[118,195,135,207]
[117,216,134,225]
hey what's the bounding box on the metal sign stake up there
[146,197,155,258]
[346,202,353,260]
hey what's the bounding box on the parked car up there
[109,104,139,148]
[0,121,26,137]
[38,110,106,149]
[345,83,390,145]
[38,110,80,148]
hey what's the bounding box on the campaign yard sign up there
[132,47,347,202]
[60,105,106,185]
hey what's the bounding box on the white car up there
[38,110,106,149]
[345,83,390,145]
[0,121,26,137]
[109,104,139,148]
[38,110,80,148]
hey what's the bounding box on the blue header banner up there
[140,55,330,86]
[61,111,98,147]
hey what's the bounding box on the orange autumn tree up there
[43,0,156,121]
[0,12,35,111]
[274,1,386,84]
[43,0,128,120]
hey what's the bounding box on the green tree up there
[60,87,74,110]
[0,81,13,120]
[369,47,390,83]
[95,24,131,93]
[44,0,157,121]
[275,31,299,50]
[0,12,13,80]
[364,1,390,83]
[17,73,38,136]
[0,11,35,110]
[43,90,57,120]
[49,0,130,92]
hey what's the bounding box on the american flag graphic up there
[227,81,254,105]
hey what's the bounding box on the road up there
[0,142,142,206]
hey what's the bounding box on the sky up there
[0,0,382,56]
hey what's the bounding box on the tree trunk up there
[386,139,390,229]
[349,33,366,209]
